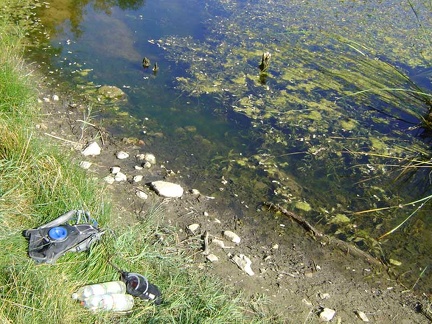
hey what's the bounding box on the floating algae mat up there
[25,0,432,290]
[154,0,432,289]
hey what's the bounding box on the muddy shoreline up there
[33,78,432,323]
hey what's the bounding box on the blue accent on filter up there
[48,226,68,240]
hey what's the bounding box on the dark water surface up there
[28,0,432,292]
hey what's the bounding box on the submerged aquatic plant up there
[151,0,432,290]
[342,54,432,135]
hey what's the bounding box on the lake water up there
[28,0,432,292]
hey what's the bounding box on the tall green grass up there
[0,1,270,323]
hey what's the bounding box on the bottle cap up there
[48,226,68,241]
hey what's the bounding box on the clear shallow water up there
[29,0,432,292]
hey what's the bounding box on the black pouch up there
[23,210,104,264]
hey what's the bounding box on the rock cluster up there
[79,140,189,199]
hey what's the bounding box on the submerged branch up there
[264,203,385,268]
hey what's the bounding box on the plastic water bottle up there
[72,281,126,301]
[81,293,134,312]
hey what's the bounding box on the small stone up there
[319,292,330,299]
[355,310,369,322]
[151,180,184,198]
[133,175,143,182]
[79,161,92,169]
[188,223,200,233]
[203,211,209,216]
[206,254,218,262]
[82,142,101,156]
[114,172,127,182]
[35,123,47,130]
[319,308,336,322]
[223,230,241,244]
[110,166,121,174]
[211,239,226,248]
[271,244,279,250]
[136,190,148,200]
[232,254,254,276]
[52,94,59,101]
[144,153,156,165]
[104,175,115,184]
[304,271,314,278]
[190,188,200,195]
[143,161,152,168]
[134,165,143,170]
[116,151,129,159]
[302,299,313,307]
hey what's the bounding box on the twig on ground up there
[44,133,81,146]
[202,231,210,255]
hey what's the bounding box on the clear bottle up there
[72,281,126,301]
[81,293,134,312]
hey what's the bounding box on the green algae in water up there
[294,201,312,212]
[340,119,357,131]
[156,0,432,291]
[29,0,432,292]
[330,214,351,225]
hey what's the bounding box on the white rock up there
[144,153,156,164]
[134,165,143,170]
[319,308,336,322]
[81,142,101,156]
[110,166,121,174]
[188,223,200,233]
[190,188,200,195]
[355,310,369,322]
[319,292,330,300]
[203,211,209,216]
[206,254,218,262]
[79,161,92,169]
[137,153,156,164]
[104,175,115,184]
[143,161,152,169]
[232,254,254,276]
[133,175,143,182]
[114,172,127,182]
[136,190,148,200]
[52,94,59,101]
[151,180,184,198]
[223,230,241,244]
[302,299,313,307]
[116,151,129,159]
